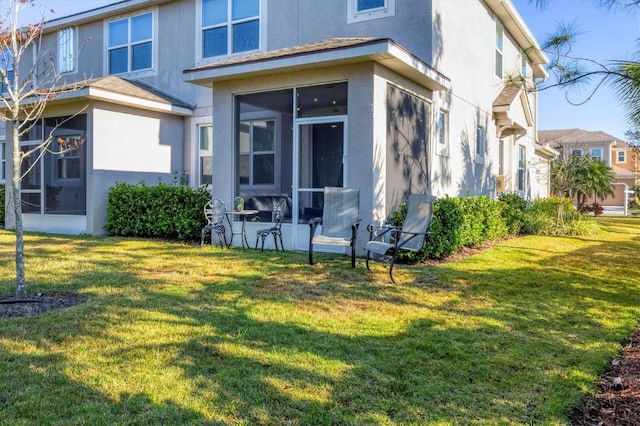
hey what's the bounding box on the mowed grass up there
[1,216,640,425]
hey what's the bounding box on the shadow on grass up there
[1,219,640,424]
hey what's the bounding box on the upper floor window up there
[437,109,449,156]
[201,0,260,59]
[570,148,583,157]
[57,27,75,74]
[590,147,603,163]
[1,48,14,93]
[107,12,153,75]
[475,125,486,164]
[348,0,395,23]
[521,51,528,77]
[495,21,503,78]
[618,150,626,163]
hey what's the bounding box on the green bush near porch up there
[106,181,210,240]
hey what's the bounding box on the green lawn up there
[1,216,640,425]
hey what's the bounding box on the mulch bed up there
[0,293,85,318]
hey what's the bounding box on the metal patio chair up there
[365,194,436,283]
[200,198,228,248]
[309,187,361,268]
[255,198,286,252]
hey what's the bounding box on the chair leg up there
[366,250,371,270]
[277,232,284,252]
[271,232,278,251]
[201,229,206,248]
[255,235,260,250]
[309,244,314,265]
[351,243,356,268]
[389,251,399,284]
[261,233,267,252]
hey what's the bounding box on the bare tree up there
[0,0,85,299]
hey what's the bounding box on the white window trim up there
[495,20,504,78]
[518,145,526,193]
[475,125,486,165]
[437,109,449,157]
[57,26,77,74]
[590,147,603,162]
[198,123,213,187]
[104,8,158,78]
[618,150,626,163]
[191,116,213,188]
[348,0,395,24]
[239,116,278,190]
[570,148,583,157]
[196,0,264,64]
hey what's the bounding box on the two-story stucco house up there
[2,0,549,253]
[539,128,638,207]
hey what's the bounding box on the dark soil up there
[0,293,85,318]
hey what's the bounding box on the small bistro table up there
[224,210,259,250]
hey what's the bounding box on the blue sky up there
[513,0,640,140]
[18,1,640,140]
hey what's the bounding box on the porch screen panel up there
[386,84,430,210]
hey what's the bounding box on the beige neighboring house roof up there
[538,128,625,149]
[47,75,194,116]
[184,37,451,91]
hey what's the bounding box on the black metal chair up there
[255,198,286,252]
[200,198,228,248]
[365,194,436,283]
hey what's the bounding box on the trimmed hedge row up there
[391,194,523,260]
[106,181,210,241]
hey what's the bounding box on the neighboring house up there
[2,0,549,254]
[538,129,638,206]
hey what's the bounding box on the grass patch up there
[1,216,640,424]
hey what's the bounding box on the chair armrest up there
[366,223,396,242]
[308,217,322,239]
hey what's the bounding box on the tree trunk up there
[12,118,27,300]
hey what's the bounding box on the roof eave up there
[184,39,451,92]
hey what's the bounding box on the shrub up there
[423,196,465,259]
[522,197,598,236]
[106,181,210,241]
[498,192,527,234]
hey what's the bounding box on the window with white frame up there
[437,109,449,155]
[107,11,153,74]
[239,119,275,186]
[57,27,75,73]
[475,125,486,164]
[521,51,528,77]
[199,124,213,185]
[590,147,603,162]
[1,48,14,93]
[518,146,526,192]
[201,0,260,59]
[618,150,626,163]
[570,148,583,157]
[495,21,503,78]
[348,0,395,23]
[1,140,5,182]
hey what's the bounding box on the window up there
[199,124,213,185]
[521,51,528,77]
[475,125,486,164]
[239,119,275,186]
[107,12,153,74]
[618,150,626,163]
[348,0,395,23]
[518,146,526,192]
[437,109,448,155]
[20,115,87,215]
[1,141,5,182]
[570,148,583,157]
[590,148,603,162]
[1,48,14,93]
[57,27,75,73]
[495,21,503,78]
[201,0,259,59]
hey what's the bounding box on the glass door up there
[293,117,347,250]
